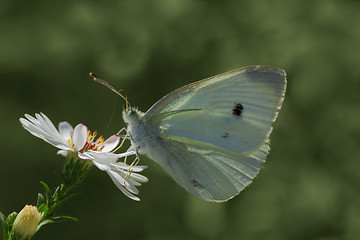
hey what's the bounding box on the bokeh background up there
[1,0,360,239]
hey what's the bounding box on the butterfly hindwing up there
[144,129,270,202]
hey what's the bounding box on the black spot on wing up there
[191,179,204,189]
[222,132,229,138]
[232,103,243,117]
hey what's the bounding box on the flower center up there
[68,130,105,152]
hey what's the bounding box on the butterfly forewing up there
[141,66,286,202]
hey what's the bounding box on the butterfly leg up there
[113,128,142,187]
[115,127,125,136]
[112,128,130,153]
[123,155,140,185]
[115,127,131,139]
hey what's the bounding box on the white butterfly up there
[95,65,286,202]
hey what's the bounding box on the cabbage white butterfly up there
[93,65,286,202]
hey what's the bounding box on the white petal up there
[128,165,148,172]
[102,135,120,152]
[78,152,93,160]
[86,151,119,171]
[57,150,69,157]
[107,170,140,201]
[117,150,136,158]
[107,170,139,194]
[20,118,47,139]
[28,130,70,150]
[22,114,66,140]
[86,151,118,162]
[35,113,61,138]
[112,162,147,172]
[128,179,141,187]
[105,169,140,195]
[93,161,111,171]
[20,117,50,138]
[24,114,40,125]
[59,122,73,141]
[40,113,61,136]
[20,117,71,150]
[43,140,72,150]
[129,172,148,183]
[127,172,148,187]
[72,124,87,151]
[81,152,111,171]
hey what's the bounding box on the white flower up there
[13,205,43,239]
[20,113,148,201]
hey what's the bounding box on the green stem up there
[46,157,91,218]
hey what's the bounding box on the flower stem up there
[43,156,91,219]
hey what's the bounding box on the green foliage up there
[1,156,89,239]
[1,211,9,240]
[39,182,51,206]
[36,158,90,227]
[35,220,53,232]
[36,194,45,209]
[51,216,78,222]
[0,212,17,240]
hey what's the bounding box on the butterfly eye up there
[232,103,243,116]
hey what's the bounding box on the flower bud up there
[13,205,43,239]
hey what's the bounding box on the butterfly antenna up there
[126,95,129,113]
[89,72,130,107]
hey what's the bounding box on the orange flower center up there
[68,130,105,152]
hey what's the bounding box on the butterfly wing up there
[142,66,286,202]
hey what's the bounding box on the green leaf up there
[3,212,18,239]
[6,212,17,225]
[36,219,53,231]
[37,193,45,208]
[52,186,61,199]
[52,215,79,222]
[40,181,51,205]
[0,211,6,222]
[8,231,17,240]
[59,192,79,203]
[37,204,49,216]
[1,212,9,240]
[2,224,8,240]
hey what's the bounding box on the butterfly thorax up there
[122,108,151,154]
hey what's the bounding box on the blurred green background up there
[1,0,360,239]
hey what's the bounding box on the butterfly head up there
[122,107,144,126]
[122,107,146,153]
